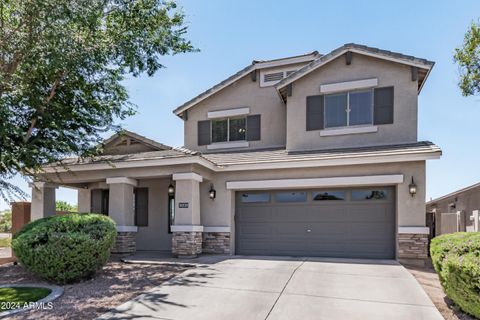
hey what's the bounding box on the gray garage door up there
[235,187,395,259]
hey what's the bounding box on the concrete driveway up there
[99,257,443,320]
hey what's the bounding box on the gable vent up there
[264,72,284,82]
[260,68,298,87]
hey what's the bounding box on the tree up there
[0,210,12,232]
[454,21,480,96]
[0,0,196,201]
[55,201,78,212]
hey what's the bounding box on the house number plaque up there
[178,202,189,208]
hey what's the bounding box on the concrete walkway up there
[99,256,443,320]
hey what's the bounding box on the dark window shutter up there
[90,189,103,214]
[374,87,394,125]
[246,114,261,141]
[306,95,324,131]
[135,188,149,227]
[101,190,109,215]
[198,120,211,146]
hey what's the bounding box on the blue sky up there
[2,0,480,210]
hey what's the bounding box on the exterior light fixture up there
[168,183,175,196]
[209,184,216,200]
[408,177,417,197]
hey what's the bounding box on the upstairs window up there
[212,116,246,143]
[324,89,373,129]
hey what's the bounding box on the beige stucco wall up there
[200,161,426,232]
[41,164,200,184]
[103,143,158,155]
[183,73,287,151]
[42,159,426,253]
[182,54,419,153]
[136,178,172,251]
[174,179,201,225]
[286,53,418,151]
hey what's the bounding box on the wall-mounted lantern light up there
[168,183,175,196]
[209,184,216,200]
[408,177,417,197]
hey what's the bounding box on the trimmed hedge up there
[12,213,116,284]
[430,232,480,318]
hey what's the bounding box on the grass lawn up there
[0,287,51,311]
[0,238,11,247]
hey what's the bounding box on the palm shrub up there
[430,232,480,318]
[12,213,116,284]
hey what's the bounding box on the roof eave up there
[275,47,434,93]
[172,53,320,117]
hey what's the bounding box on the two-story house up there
[34,43,441,266]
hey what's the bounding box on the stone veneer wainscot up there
[172,231,202,258]
[397,233,429,266]
[203,232,231,254]
[112,232,136,255]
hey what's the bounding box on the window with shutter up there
[211,116,247,143]
[91,189,109,215]
[246,115,261,141]
[134,188,148,227]
[306,95,324,131]
[198,120,211,146]
[374,87,394,125]
[323,89,373,129]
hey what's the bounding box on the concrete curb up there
[0,283,63,319]
[121,258,200,268]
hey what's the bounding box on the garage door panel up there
[274,240,310,252]
[345,206,391,222]
[235,188,395,259]
[307,222,347,236]
[348,222,393,239]
[238,240,272,252]
[273,207,310,221]
[308,240,348,256]
[306,207,349,222]
[237,207,272,222]
[237,223,273,237]
[274,222,310,235]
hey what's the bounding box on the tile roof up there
[201,141,441,167]
[426,182,480,205]
[173,43,434,117]
[47,141,440,170]
[103,130,172,151]
[50,148,195,166]
[275,43,434,91]
[172,51,319,116]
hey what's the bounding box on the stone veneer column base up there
[203,232,231,254]
[172,231,202,258]
[111,232,136,255]
[398,233,429,267]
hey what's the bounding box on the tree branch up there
[24,72,64,142]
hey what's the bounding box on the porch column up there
[106,177,138,255]
[30,182,57,220]
[77,188,91,213]
[171,173,203,258]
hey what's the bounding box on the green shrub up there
[430,232,480,318]
[12,213,116,284]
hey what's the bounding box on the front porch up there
[30,171,228,258]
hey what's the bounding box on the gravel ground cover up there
[406,265,476,320]
[0,257,189,319]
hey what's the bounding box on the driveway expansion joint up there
[265,259,306,320]
[281,292,437,308]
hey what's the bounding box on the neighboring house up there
[427,182,480,232]
[33,43,441,265]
